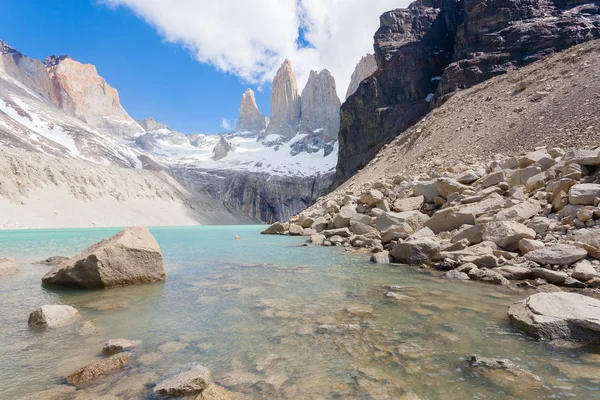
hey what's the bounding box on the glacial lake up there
[1,225,599,399]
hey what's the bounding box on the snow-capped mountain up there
[0,41,341,223]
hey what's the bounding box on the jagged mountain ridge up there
[0,41,340,224]
[333,0,600,188]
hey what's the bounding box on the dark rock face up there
[173,168,334,223]
[333,0,600,187]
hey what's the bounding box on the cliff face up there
[333,0,600,188]
[173,167,334,223]
[263,59,301,141]
[46,56,143,138]
[235,88,269,134]
[345,54,377,100]
[299,69,341,144]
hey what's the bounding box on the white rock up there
[495,199,541,223]
[424,207,476,233]
[482,221,536,251]
[569,184,600,206]
[571,260,599,282]
[525,244,588,265]
[508,293,600,343]
[28,305,79,328]
[519,239,545,254]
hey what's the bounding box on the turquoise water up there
[1,226,600,399]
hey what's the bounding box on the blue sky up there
[1,0,271,133]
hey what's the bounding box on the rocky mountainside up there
[0,41,340,225]
[334,0,600,188]
[0,147,246,229]
[0,42,143,168]
[264,40,600,296]
[345,54,377,100]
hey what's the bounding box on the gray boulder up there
[42,227,165,289]
[482,221,536,251]
[531,268,568,285]
[525,244,587,266]
[261,222,286,234]
[370,251,391,264]
[508,292,600,343]
[424,207,476,233]
[288,224,303,236]
[444,270,470,280]
[568,184,600,205]
[567,229,600,259]
[468,268,509,285]
[571,260,599,282]
[390,238,440,265]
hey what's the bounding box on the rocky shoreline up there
[264,146,600,340]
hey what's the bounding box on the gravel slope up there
[336,40,600,193]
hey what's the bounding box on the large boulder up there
[392,196,424,212]
[495,200,541,223]
[375,210,429,232]
[42,227,165,289]
[571,260,599,282]
[568,184,600,205]
[482,221,535,251]
[390,238,440,265]
[568,229,600,259]
[154,365,212,397]
[525,244,587,266]
[508,293,600,343]
[531,268,568,285]
[424,207,476,233]
[28,305,79,328]
[333,204,357,228]
[261,222,286,234]
[359,189,384,207]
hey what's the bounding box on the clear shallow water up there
[1,226,600,399]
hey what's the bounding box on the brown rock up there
[42,227,165,289]
[65,355,128,385]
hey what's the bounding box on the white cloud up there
[100,0,409,100]
[220,118,232,130]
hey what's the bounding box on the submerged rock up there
[102,338,140,355]
[508,292,600,343]
[154,365,212,397]
[34,256,69,266]
[28,305,79,328]
[465,354,546,397]
[0,257,18,277]
[65,354,129,385]
[42,227,165,289]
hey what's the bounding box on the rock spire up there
[235,88,268,134]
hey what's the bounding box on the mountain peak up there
[235,88,268,134]
[0,40,21,56]
[44,55,70,68]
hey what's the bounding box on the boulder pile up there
[263,147,600,290]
